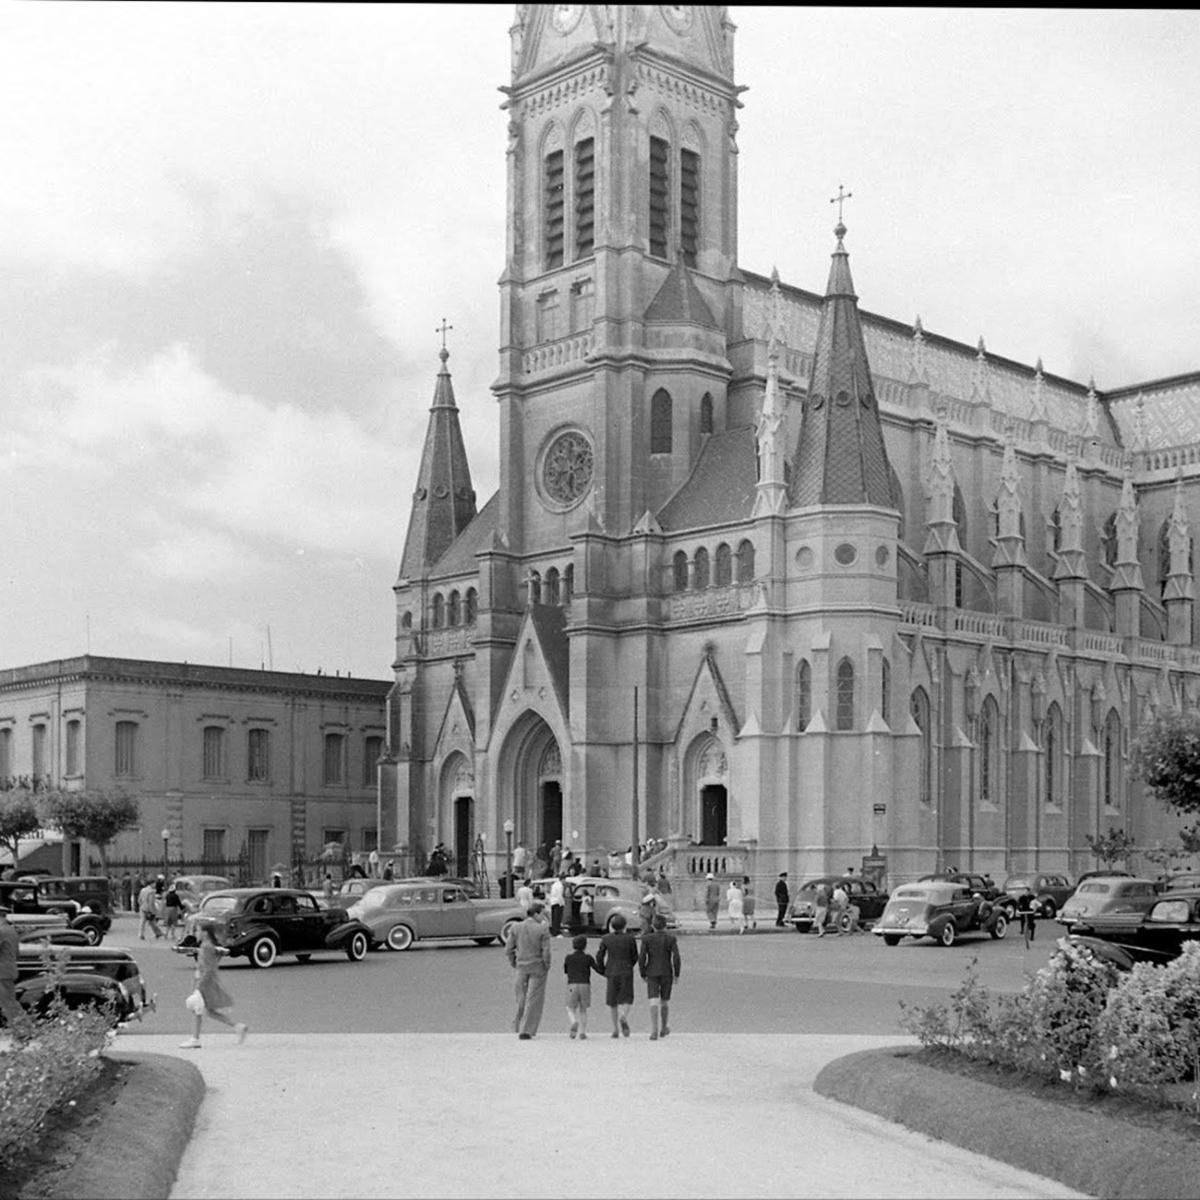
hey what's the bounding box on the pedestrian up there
[512,840,529,878]
[656,865,672,897]
[774,872,790,927]
[550,840,564,877]
[549,874,566,937]
[704,873,721,930]
[516,877,534,915]
[726,877,745,933]
[812,882,830,936]
[587,857,603,877]
[163,883,184,942]
[638,886,658,933]
[383,858,395,881]
[179,923,248,1049]
[369,848,380,878]
[639,913,681,1040]
[563,933,604,1040]
[121,874,134,912]
[505,901,551,1039]
[596,911,639,1038]
[154,873,166,897]
[580,888,595,931]
[1019,895,1042,946]
[567,877,583,935]
[742,876,757,931]
[138,880,164,940]
[830,881,850,935]
[323,873,335,904]
[0,905,31,1035]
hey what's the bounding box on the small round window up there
[834,542,857,566]
[796,546,814,570]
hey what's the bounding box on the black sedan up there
[4,943,155,1027]
[1071,888,1200,969]
[0,880,112,945]
[788,876,889,933]
[178,887,372,968]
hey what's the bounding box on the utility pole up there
[632,687,640,878]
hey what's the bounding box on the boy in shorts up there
[639,913,682,1040]
[563,934,604,1039]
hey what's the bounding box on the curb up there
[814,1046,1200,1200]
[54,1052,205,1200]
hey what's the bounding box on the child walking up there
[563,934,604,1039]
[180,923,248,1049]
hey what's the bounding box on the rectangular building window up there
[32,723,47,782]
[0,727,10,778]
[65,719,81,776]
[363,735,383,787]
[648,136,670,259]
[536,289,560,343]
[247,728,270,782]
[679,148,700,266]
[323,732,346,786]
[544,149,565,269]
[202,828,226,872]
[202,726,226,780]
[247,828,269,884]
[114,721,137,777]
[569,277,594,333]
[573,137,595,260]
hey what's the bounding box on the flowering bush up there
[1095,942,1200,1104]
[0,1002,114,1175]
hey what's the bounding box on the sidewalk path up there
[134,1032,1084,1200]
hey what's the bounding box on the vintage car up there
[916,872,1015,917]
[1160,871,1200,893]
[1002,871,1076,919]
[178,887,372,967]
[3,943,155,1028]
[562,876,676,933]
[788,876,888,933]
[0,879,112,945]
[873,881,1009,946]
[172,874,233,912]
[348,880,526,950]
[37,876,115,916]
[1070,888,1200,969]
[1056,876,1159,930]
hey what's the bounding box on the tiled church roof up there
[657,427,758,531]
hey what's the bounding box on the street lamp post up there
[503,818,514,899]
[161,827,170,880]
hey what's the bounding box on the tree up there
[1130,712,1200,818]
[1084,826,1137,867]
[0,778,42,873]
[40,788,140,875]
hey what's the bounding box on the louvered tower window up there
[573,138,595,260]
[544,150,565,269]
[679,148,700,266]
[648,136,670,259]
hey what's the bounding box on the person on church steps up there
[639,913,681,1040]
[725,877,745,933]
[704,873,721,930]
[596,911,639,1038]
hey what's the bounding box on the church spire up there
[397,339,477,580]
[788,215,894,508]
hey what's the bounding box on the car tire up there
[250,936,278,968]
[346,931,369,962]
[473,937,496,946]
[386,924,414,952]
[989,912,1009,939]
[883,934,901,947]
[937,922,956,947]
[500,919,519,945]
[837,911,854,935]
[81,924,103,946]
[1039,897,1057,919]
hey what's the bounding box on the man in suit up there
[505,901,551,1039]
[774,872,791,927]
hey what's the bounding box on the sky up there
[2,5,1198,680]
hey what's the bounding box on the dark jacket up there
[563,949,604,984]
[638,929,681,980]
[596,930,639,978]
[775,878,790,904]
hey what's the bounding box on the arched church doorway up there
[496,713,564,865]
[541,781,563,851]
[701,785,727,846]
[453,796,473,878]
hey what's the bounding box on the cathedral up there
[384,5,1200,890]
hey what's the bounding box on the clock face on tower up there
[551,5,582,35]
[661,5,693,34]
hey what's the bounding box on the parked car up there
[1002,871,1075,919]
[1056,876,1159,930]
[348,881,526,950]
[917,872,1014,917]
[177,888,372,968]
[1159,871,1200,893]
[1076,869,1134,884]
[1070,888,1200,970]
[172,875,233,913]
[3,943,155,1028]
[563,877,676,933]
[37,876,115,916]
[873,881,1009,947]
[0,880,111,945]
[788,876,889,933]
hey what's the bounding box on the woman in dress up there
[725,878,746,933]
[180,923,248,1049]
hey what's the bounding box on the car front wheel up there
[1039,898,1057,919]
[989,913,1008,940]
[499,920,519,945]
[345,931,369,961]
[386,924,414,951]
[250,936,278,968]
[937,922,956,947]
[82,924,102,946]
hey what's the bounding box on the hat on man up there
[779,871,788,878]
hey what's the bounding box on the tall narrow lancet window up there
[464,589,478,625]
[693,547,710,590]
[544,149,565,269]
[1045,702,1064,806]
[648,136,670,259]
[563,564,574,604]
[836,658,855,731]
[528,571,541,605]
[881,658,891,725]
[650,389,672,453]
[1104,711,1122,810]
[545,567,560,606]
[672,551,689,592]
[714,543,732,586]
[679,148,700,266]
[911,688,931,806]
[953,485,967,607]
[700,393,714,435]
[796,661,812,732]
[736,540,755,584]
[1101,513,1118,569]
[432,593,444,629]
[573,138,595,260]
[980,697,999,805]
[448,590,460,626]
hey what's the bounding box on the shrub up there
[0,1002,115,1175]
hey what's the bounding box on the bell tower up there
[494,5,740,548]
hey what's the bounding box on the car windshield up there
[1077,882,1110,894]
[1005,878,1030,891]
[198,895,238,915]
[891,886,935,901]
[358,888,406,912]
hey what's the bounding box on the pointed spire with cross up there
[435,318,454,363]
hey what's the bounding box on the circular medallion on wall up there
[539,428,595,510]
[834,542,858,566]
[796,546,814,570]
[875,545,890,568]
[661,5,694,34]
[551,5,583,35]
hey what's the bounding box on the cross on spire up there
[435,318,454,352]
[830,184,853,222]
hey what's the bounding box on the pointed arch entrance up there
[686,734,729,846]
[497,713,564,859]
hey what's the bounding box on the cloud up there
[128,528,247,583]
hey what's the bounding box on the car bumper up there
[873,923,929,937]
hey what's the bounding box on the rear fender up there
[324,919,373,947]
